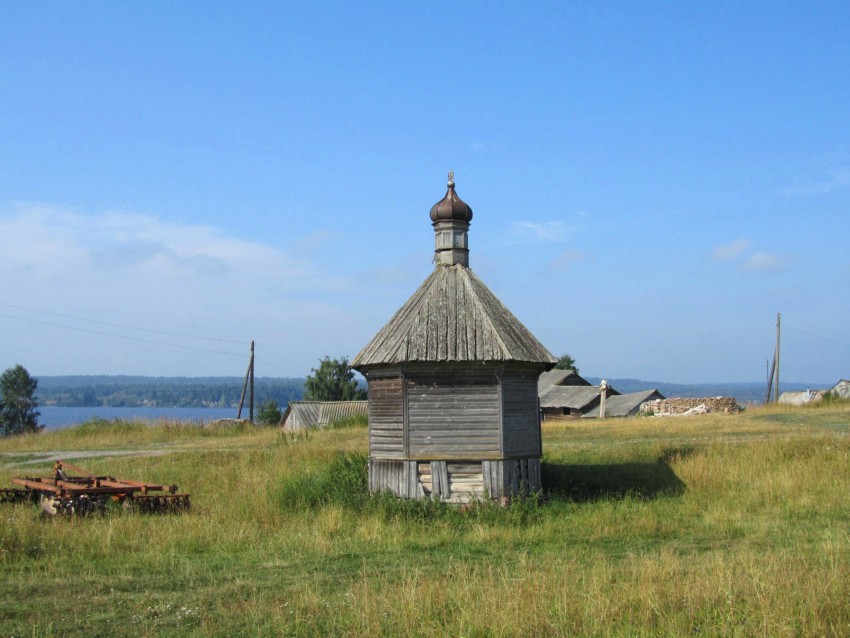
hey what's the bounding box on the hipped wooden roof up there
[352,264,557,368]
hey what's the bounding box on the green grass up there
[1,405,850,636]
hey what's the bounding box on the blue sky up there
[1,2,848,384]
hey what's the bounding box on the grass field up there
[1,404,849,637]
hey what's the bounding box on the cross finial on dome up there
[430,172,472,223]
[430,171,473,267]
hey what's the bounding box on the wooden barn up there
[351,174,557,502]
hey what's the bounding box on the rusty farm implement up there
[1,460,190,516]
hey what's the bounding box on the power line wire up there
[0,312,245,357]
[0,302,243,344]
[784,317,849,341]
[254,345,312,372]
[252,357,305,376]
[784,321,850,347]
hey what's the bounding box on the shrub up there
[256,400,283,426]
[277,451,368,510]
[328,413,368,429]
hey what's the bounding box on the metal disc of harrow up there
[39,494,108,517]
[127,493,190,514]
[0,489,38,505]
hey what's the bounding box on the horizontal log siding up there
[368,377,404,459]
[406,372,500,458]
[501,372,542,457]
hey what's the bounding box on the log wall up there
[406,370,500,459]
[367,376,404,458]
[501,371,541,456]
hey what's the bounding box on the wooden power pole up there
[249,340,255,424]
[765,355,775,405]
[237,340,255,421]
[774,313,781,404]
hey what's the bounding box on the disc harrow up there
[4,461,190,516]
[0,488,39,505]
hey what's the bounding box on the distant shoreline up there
[30,375,834,410]
[38,406,239,431]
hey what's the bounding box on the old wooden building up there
[351,173,557,502]
[280,400,368,432]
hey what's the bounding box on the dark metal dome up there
[429,171,473,223]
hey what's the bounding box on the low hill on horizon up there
[36,375,306,408]
[584,377,826,405]
[33,374,833,407]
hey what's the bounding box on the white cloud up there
[549,250,587,271]
[710,237,787,274]
[743,252,786,273]
[512,221,568,242]
[0,203,362,376]
[783,167,850,195]
[712,238,751,261]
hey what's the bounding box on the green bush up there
[277,451,369,510]
[256,400,283,426]
[328,413,368,429]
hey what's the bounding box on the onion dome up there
[429,170,473,222]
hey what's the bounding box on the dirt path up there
[1,448,170,469]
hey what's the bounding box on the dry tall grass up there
[1,404,849,636]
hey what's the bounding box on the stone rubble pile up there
[641,397,741,417]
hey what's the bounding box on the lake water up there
[38,406,240,431]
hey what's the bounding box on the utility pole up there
[765,353,776,405]
[249,340,255,424]
[774,313,781,404]
[237,340,255,421]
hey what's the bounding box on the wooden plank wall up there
[501,372,541,457]
[406,371,500,458]
[371,457,541,500]
[368,459,422,498]
[368,377,404,459]
[483,458,541,497]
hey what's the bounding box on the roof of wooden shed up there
[581,389,665,418]
[352,263,557,368]
[539,385,620,410]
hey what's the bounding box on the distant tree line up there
[36,376,307,408]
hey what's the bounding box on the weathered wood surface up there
[406,371,500,457]
[370,457,541,501]
[282,401,368,432]
[367,377,404,458]
[369,459,420,498]
[352,264,557,368]
[482,458,541,497]
[432,461,449,498]
[501,372,541,456]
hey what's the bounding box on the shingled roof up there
[538,385,616,411]
[352,263,557,368]
[537,369,592,394]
